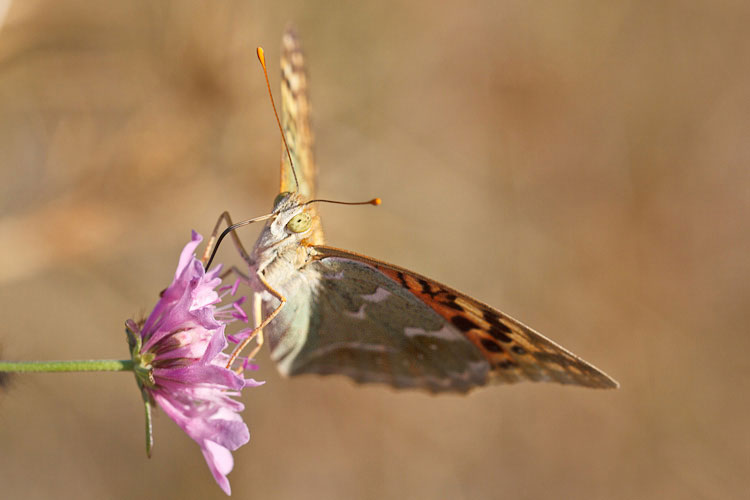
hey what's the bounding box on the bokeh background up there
[0,1,748,499]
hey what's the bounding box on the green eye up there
[273,192,292,210]
[286,212,312,233]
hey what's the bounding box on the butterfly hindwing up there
[261,245,618,392]
[315,246,618,389]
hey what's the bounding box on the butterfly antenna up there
[204,213,274,270]
[305,198,382,207]
[257,46,300,192]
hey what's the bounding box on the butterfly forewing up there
[279,28,324,244]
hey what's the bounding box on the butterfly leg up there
[233,293,265,374]
[218,265,251,284]
[226,272,286,369]
[201,211,252,267]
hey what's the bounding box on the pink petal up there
[227,329,253,344]
[154,364,245,389]
[230,278,240,296]
[200,328,229,362]
[175,231,203,280]
[244,378,265,388]
[201,440,234,495]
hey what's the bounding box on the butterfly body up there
[240,29,618,393]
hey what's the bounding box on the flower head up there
[126,231,261,495]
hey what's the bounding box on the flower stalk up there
[0,359,135,373]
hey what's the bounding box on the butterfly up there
[204,28,618,393]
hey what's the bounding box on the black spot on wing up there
[489,324,513,343]
[484,310,512,333]
[443,301,465,311]
[439,293,465,311]
[418,278,439,298]
[481,338,504,353]
[396,271,408,288]
[450,315,480,332]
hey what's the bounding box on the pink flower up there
[126,231,262,495]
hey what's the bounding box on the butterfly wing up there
[279,28,324,244]
[262,245,618,393]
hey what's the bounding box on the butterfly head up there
[257,191,314,250]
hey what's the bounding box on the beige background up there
[0,1,748,499]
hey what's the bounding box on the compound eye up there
[273,192,292,210]
[286,212,312,233]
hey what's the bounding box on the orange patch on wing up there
[374,264,519,370]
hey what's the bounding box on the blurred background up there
[0,1,748,499]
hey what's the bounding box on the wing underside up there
[262,246,618,393]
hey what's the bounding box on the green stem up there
[0,360,135,373]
